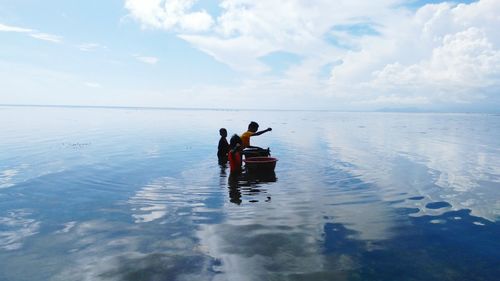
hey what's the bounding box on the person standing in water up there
[241,121,272,149]
[228,134,243,174]
[217,128,229,164]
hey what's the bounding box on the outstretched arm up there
[252,127,272,136]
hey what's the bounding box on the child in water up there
[217,128,229,164]
[228,134,243,174]
[241,121,272,149]
[241,121,272,157]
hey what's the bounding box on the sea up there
[0,106,499,281]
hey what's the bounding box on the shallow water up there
[0,106,499,281]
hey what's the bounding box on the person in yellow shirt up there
[241,121,272,156]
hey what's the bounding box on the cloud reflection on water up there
[194,113,499,279]
[0,209,40,250]
[128,177,180,223]
[0,169,18,189]
[321,113,500,221]
[0,109,498,280]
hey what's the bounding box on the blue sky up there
[1,0,499,111]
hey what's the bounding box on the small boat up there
[244,156,278,174]
[242,147,270,158]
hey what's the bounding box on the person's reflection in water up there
[219,162,228,189]
[227,173,243,205]
[227,170,277,205]
[218,155,243,204]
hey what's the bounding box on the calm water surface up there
[0,106,499,281]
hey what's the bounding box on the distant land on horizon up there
[0,104,499,114]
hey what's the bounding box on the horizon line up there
[0,103,498,114]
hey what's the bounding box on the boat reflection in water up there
[223,149,278,205]
[227,169,277,205]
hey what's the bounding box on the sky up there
[0,0,499,111]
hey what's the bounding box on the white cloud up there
[165,0,500,109]
[370,27,500,103]
[1,22,63,43]
[0,23,33,33]
[29,32,63,43]
[78,43,106,52]
[179,10,213,31]
[179,34,275,74]
[343,0,500,107]
[3,2,500,110]
[134,55,159,64]
[125,0,214,32]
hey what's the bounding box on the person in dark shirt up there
[217,128,229,164]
